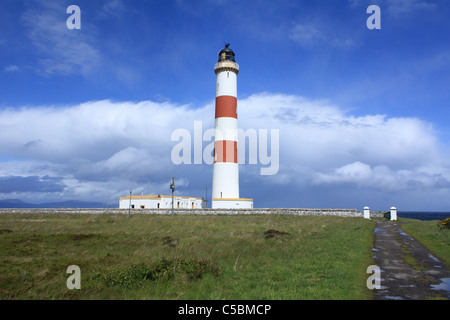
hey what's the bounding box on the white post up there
[364,206,370,219]
[390,206,397,221]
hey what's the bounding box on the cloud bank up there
[0,93,449,210]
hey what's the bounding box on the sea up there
[398,212,450,221]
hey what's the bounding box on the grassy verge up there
[0,213,375,300]
[399,218,450,267]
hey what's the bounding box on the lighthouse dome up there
[218,43,235,62]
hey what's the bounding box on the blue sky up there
[1,0,450,211]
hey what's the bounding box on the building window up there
[131,205,135,209]
[157,203,160,208]
[140,205,145,209]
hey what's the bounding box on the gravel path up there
[372,220,450,300]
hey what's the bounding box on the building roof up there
[119,195,203,201]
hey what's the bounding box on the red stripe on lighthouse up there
[215,96,237,119]
[213,140,238,163]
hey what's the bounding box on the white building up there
[119,195,204,210]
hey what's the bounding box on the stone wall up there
[0,207,384,218]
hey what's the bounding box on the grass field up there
[0,213,379,300]
[399,218,450,267]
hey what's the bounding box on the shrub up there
[102,258,220,288]
[438,217,450,230]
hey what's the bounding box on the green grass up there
[400,243,428,271]
[399,218,450,267]
[0,213,376,299]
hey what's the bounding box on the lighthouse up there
[211,44,253,209]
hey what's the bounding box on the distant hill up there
[0,199,35,208]
[0,199,116,209]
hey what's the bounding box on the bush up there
[102,258,220,288]
[437,217,450,230]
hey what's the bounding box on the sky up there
[0,0,450,211]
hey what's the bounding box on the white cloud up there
[0,99,210,203]
[4,65,19,72]
[0,93,449,208]
[289,24,324,46]
[313,161,450,192]
[347,0,362,9]
[237,93,450,204]
[289,23,356,48]
[315,161,373,184]
[21,0,101,76]
[348,0,437,15]
[103,0,125,16]
[0,99,206,162]
[239,93,440,169]
[387,0,437,15]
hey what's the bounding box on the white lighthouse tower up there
[211,44,253,209]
